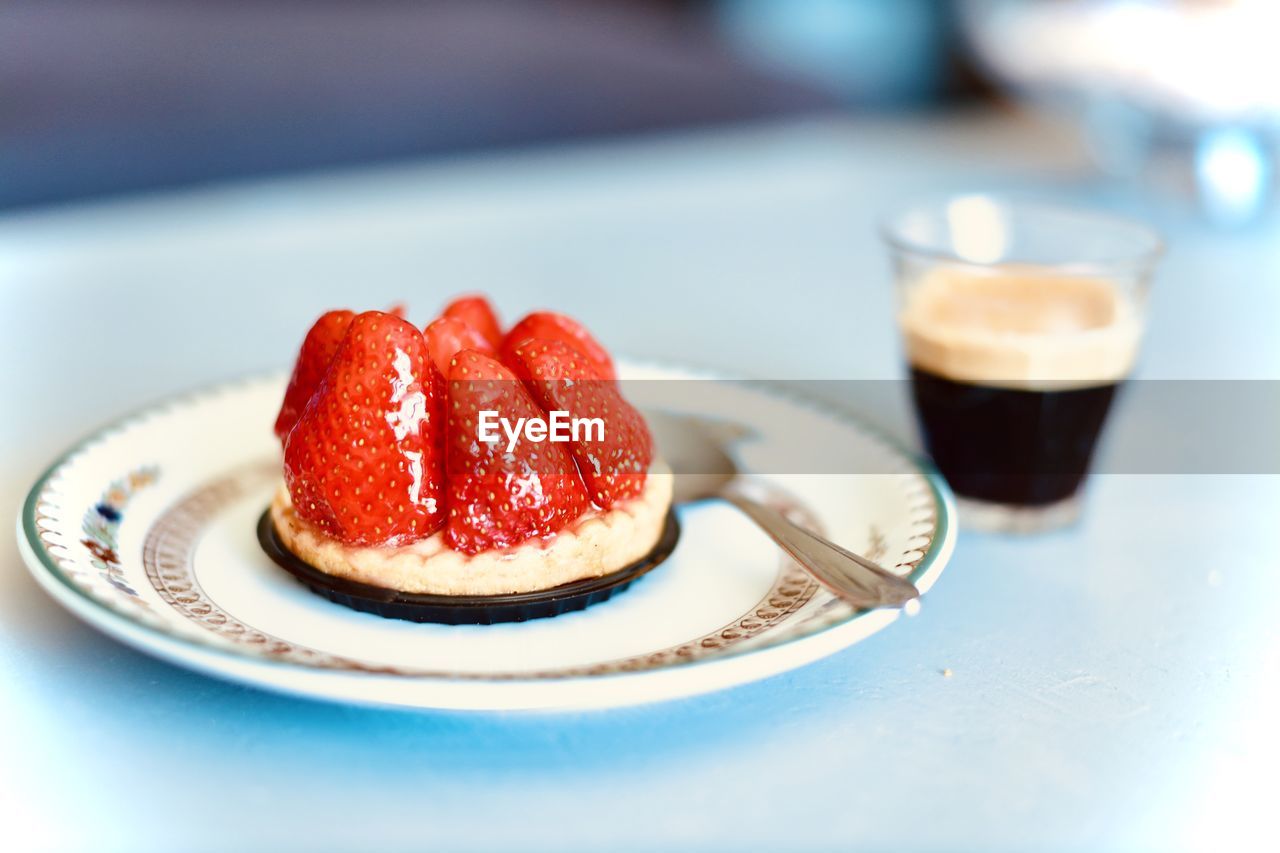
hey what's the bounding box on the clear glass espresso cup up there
[881,195,1163,533]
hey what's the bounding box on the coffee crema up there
[898,267,1142,390]
[899,267,1144,508]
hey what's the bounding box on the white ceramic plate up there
[19,364,955,711]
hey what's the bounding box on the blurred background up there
[5,0,1278,226]
[5,7,1280,851]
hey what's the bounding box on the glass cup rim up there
[879,193,1164,275]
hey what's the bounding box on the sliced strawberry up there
[445,350,588,554]
[510,339,652,507]
[274,309,355,442]
[442,295,502,350]
[424,316,494,377]
[500,311,615,380]
[283,311,445,546]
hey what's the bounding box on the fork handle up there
[721,493,920,609]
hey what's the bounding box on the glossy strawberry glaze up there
[276,300,652,563]
[442,295,503,351]
[500,311,616,379]
[274,309,355,441]
[509,339,653,507]
[444,350,590,554]
[283,312,446,546]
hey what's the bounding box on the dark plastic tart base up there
[257,510,680,625]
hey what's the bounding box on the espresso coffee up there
[899,269,1141,507]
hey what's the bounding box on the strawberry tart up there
[262,295,676,622]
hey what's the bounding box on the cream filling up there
[270,462,674,596]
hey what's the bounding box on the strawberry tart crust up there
[270,462,673,596]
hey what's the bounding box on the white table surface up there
[2,110,1277,852]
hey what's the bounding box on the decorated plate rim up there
[18,363,956,704]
